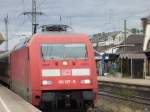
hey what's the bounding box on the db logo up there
[61,69,71,76]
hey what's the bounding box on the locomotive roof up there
[13,32,89,51]
[37,31,88,37]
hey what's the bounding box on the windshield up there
[41,43,87,60]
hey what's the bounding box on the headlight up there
[80,79,91,84]
[72,68,90,76]
[42,69,60,76]
[62,61,68,65]
[42,80,53,85]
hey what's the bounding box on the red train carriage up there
[0,25,98,111]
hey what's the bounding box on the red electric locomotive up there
[1,25,98,111]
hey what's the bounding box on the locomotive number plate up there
[58,80,76,84]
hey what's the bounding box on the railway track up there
[99,91,150,106]
[44,108,101,112]
[98,81,150,106]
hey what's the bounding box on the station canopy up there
[119,53,146,59]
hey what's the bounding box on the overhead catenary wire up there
[1,1,150,35]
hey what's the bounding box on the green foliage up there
[119,89,137,98]
[109,69,116,76]
[115,58,131,78]
[131,28,137,34]
[131,28,143,34]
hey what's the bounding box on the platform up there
[0,84,41,112]
[98,76,150,86]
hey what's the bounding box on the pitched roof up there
[125,34,144,44]
[117,34,144,53]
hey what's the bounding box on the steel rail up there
[98,81,150,106]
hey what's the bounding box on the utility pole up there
[4,14,8,51]
[32,0,38,35]
[124,19,127,52]
[23,0,43,35]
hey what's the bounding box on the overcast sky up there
[0,0,150,36]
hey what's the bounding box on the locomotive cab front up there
[29,33,98,111]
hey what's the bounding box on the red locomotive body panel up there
[10,33,98,109]
[10,47,31,101]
